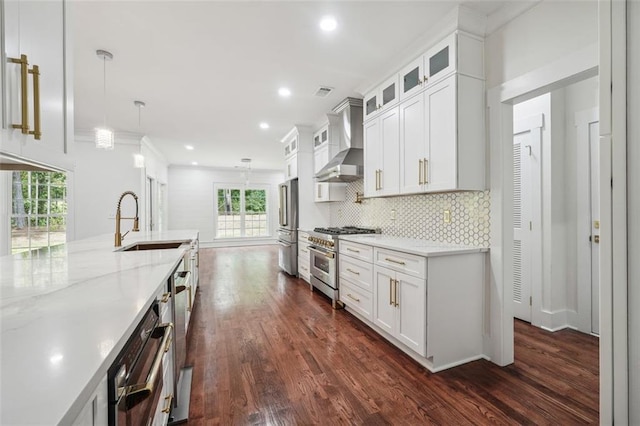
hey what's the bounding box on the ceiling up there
[73,1,510,171]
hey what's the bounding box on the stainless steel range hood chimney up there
[315,97,364,183]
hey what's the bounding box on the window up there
[11,171,67,254]
[215,186,268,238]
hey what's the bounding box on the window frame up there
[213,183,270,239]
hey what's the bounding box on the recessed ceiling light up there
[191,161,198,166]
[185,145,194,150]
[319,16,337,32]
[278,87,291,98]
[259,122,269,129]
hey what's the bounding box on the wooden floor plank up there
[184,246,599,424]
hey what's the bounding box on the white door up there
[373,266,395,334]
[512,115,543,322]
[589,120,600,334]
[396,271,427,356]
[575,109,600,335]
[379,106,400,196]
[363,119,380,197]
[425,75,456,191]
[399,92,425,194]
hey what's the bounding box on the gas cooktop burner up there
[312,226,379,236]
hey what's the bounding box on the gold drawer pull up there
[347,248,360,253]
[346,268,360,275]
[160,292,171,303]
[385,257,406,266]
[162,393,174,413]
[346,293,360,303]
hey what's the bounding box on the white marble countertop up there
[338,235,488,257]
[0,230,198,425]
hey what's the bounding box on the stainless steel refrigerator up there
[277,178,298,275]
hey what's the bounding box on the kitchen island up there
[0,230,198,425]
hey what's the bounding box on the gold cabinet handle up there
[418,159,424,185]
[389,278,394,306]
[424,158,428,184]
[394,279,399,307]
[162,393,174,413]
[385,257,406,266]
[346,268,360,275]
[28,65,41,139]
[423,75,428,83]
[346,247,360,253]
[160,292,171,303]
[9,54,29,134]
[187,285,192,312]
[346,293,360,303]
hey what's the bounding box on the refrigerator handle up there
[279,185,288,227]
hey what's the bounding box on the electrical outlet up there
[338,209,343,218]
[391,209,396,220]
[443,210,451,223]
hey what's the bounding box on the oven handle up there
[120,322,174,406]
[308,245,335,259]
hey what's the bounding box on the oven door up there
[112,322,173,426]
[309,245,336,289]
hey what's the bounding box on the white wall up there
[71,134,168,241]
[167,166,283,244]
[485,0,598,89]
[72,137,142,240]
[628,0,640,421]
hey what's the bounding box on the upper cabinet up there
[1,0,73,170]
[364,75,399,121]
[400,32,482,100]
[312,115,346,202]
[364,30,485,197]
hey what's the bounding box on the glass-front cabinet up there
[364,75,399,120]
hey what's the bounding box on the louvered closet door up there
[513,130,533,322]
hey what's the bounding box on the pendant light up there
[133,101,146,168]
[95,49,114,150]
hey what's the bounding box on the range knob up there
[329,241,335,247]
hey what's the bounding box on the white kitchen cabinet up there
[339,240,374,321]
[363,74,399,121]
[399,73,485,194]
[152,335,175,426]
[298,231,311,283]
[373,260,426,357]
[1,0,72,170]
[312,118,347,202]
[71,374,108,426]
[399,32,483,100]
[363,106,400,197]
[285,154,298,179]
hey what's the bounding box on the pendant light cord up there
[102,55,107,128]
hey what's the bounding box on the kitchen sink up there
[118,241,190,251]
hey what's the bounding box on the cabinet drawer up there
[298,257,311,282]
[374,248,426,279]
[339,241,373,262]
[340,279,373,322]
[298,244,311,258]
[339,255,373,292]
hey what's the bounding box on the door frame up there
[575,107,599,334]
[486,40,619,411]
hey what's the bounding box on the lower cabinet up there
[339,239,485,372]
[373,265,426,357]
[152,344,175,426]
[298,231,311,283]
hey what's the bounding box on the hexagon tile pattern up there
[329,181,490,247]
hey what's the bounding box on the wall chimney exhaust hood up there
[315,97,364,183]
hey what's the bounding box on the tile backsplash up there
[329,181,490,247]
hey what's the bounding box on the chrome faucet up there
[115,191,140,247]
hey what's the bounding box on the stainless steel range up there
[307,226,379,308]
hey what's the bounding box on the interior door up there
[589,120,600,334]
[512,114,543,323]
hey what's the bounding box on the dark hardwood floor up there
[185,246,599,425]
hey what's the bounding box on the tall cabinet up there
[312,114,346,203]
[363,31,485,197]
[1,0,74,171]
